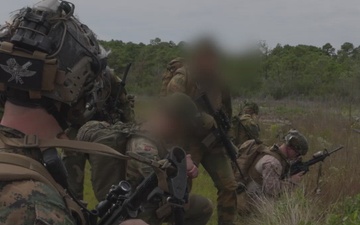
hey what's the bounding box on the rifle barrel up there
[327,146,344,155]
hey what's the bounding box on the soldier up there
[160,57,185,96]
[166,40,238,225]
[78,93,214,225]
[0,1,146,225]
[231,101,261,147]
[62,67,135,201]
[236,129,309,215]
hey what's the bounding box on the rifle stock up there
[95,147,187,225]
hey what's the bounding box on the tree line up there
[100,38,360,101]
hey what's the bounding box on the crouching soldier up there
[230,101,261,147]
[236,130,309,215]
[77,93,213,225]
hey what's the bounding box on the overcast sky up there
[1,0,359,50]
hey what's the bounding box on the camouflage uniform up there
[231,114,260,147]
[167,68,238,225]
[62,71,135,201]
[126,136,213,225]
[237,145,292,214]
[0,126,76,225]
[237,130,309,215]
[230,101,260,147]
[160,57,185,97]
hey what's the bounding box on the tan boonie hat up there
[285,129,309,155]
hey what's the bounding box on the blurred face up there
[152,110,185,139]
[193,51,219,77]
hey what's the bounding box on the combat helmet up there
[285,129,309,155]
[167,57,184,73]
[0,0,110,129]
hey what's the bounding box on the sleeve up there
[0,181,76,225]
[167,74,187,94]
[260,156,295,196]
[125,138,160,186]
[242,119,260,140]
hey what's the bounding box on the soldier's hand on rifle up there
[186,154,199,179]
[290,171,305,184]
[120,219,149,225]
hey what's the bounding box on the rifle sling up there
[0,133,129,159]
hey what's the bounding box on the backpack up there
[76,120,141,155]
[160,67,192,96]
[235,139,266,185]
[236,140,289,189]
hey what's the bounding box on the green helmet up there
[160,93,199,126]
[285,129,309,155]
[242,101,259,115]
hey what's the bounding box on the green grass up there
[82,98,360,224]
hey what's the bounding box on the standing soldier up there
[166,40,238,225]
[231,101,261,147]
[0,1,146,224]
[62,67,135,201]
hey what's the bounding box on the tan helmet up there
[167,57,184,73]
[0,0,110,129]
[285,129,309,155]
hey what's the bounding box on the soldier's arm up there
[167,74,187,94]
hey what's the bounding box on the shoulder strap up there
[0,133,129,160]
[0,152,86,225]
[262,146,289,174]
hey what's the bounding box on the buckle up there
[24,134,39,148]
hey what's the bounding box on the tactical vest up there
[0,132,127,225]
[247,145,289,186]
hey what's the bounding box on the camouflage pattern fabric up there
[0,180,75,225]
[167,70,237,225]
[237,145,293,215]
[71,120,134,201]
[0,126,76,225]
[230,114,260,147]
[126,136,213,225]
[62,92,134,200]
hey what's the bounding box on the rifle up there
[94,147,188,225]
[197,93,246,182]
[289,146,344,176]
[114,63,132,105]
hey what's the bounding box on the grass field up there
[83,98,360,224]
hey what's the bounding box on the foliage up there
[99,39,360,100]
[327,195,360,225]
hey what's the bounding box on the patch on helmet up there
[0,53,43,90]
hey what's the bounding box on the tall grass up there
[83,98,360,224]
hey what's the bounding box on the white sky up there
[1,0,359,50]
